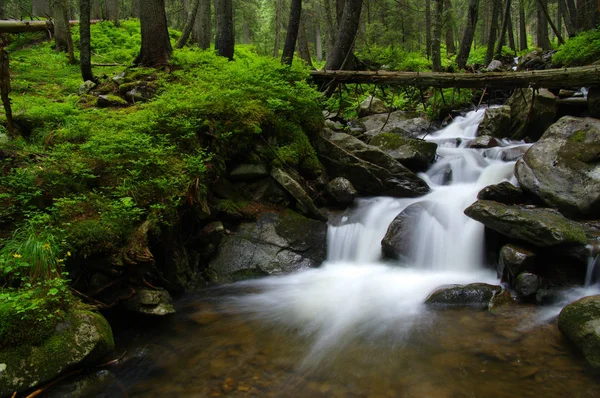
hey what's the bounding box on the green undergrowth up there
[0,20,324,333]
[553,28,600,67]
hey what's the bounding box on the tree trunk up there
[507,12,516,51]
[0,0,5,19]
[193,0,211,49]
[576,0,598,31]
[79,0,94,82]
[0,48,14,138]
[559,0,576,37]
[131,0,140,18]
[281,0,302,65]
[431,0,443,71]
[215,0,234,60]
[323,0,337,62]
[105,0,120,27]
[273,0,282,57]
[456,0,479,69]
[566,0,578,30]
[485,0,501,64]
[315,1,323,62]
[495,0,512,57]
[32,0,51,17]
[519,0,528,50]
[52,0,74,64]
[91,0,102,19]
[324,0,362,70]
[444,0,456,55]
[536,0,565,44]
[425,0,432,58]
[297,15,314,68]
[176,0,200,48]
[135,0,172,66]
[536,0,550,49]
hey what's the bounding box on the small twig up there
[476,87,488,111]
[70,288,109,309]
[97,351,128,367]
[92,63,125,67]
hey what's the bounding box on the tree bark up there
[536,0,550,49]
[91,0,102,19]
[135,0,172,66]
[576,0,598,31]
[324,0,362,70]
[323,0,337,62]
[52,0,74,64]
[495,0,512,57]
[536,0,565,44]
[444,0,456,55]
[297,14,314,68]
[559,0,576,37]
[79,0,94,82]
[0,0,5,19]
[425,0,432,58]
[456,0,479,69]
[485,0,501,65]
[565,0,578,30]
[519,0,528,50]
[281,0,302,65]
[273,0,282,57]
[215,0,234,60]
[431,0,443,71]
[176,0,200,48]
[507,12,516,51]
[193,0,211,49]
[32,0,51,17]
[105,0,120,27]
[315,1,323,62]
[0,48,14,138]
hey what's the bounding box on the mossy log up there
[310,65,600,89]
[0,19,99,33]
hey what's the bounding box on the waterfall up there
[585,242,600,286]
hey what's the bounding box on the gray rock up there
[229,164,269,181]
[477,182,523,205]
[325,119,345,131]
[588,86,600,118]
[486,60,504,72]
[558,89,577,98]
[476,106,511,138]
[46,370,120,398]
[484,144,529,161]
[515,116,600,217]
[79,80,96,95]
[469,135,499,149]
[506,88,556,141]
[514,272,541,299]
[208,210,327,281]
[314,130,430,198]
[498,244,536,282]
[558,295,600,368]
[464,200,588,247]
[123,288,176,316]
[425,283,502,309]
[271,168,326,221]
[369,133,437,172]
[518,50,546,71]
[360,114,433,139]
[0,310,114,397]
[96,94,128,108]
[325,177,357,206]
[112,72,126,85]
[357,96,388,117]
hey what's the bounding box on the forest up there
[0,0,599,397]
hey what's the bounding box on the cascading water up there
[585,242,600,286]
[226,108,532,364]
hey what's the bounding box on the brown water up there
[85,290,600,398]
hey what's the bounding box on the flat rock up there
[369,133,437,172]
[425,283,502,309]
[271,168,326,221]
[477,182,523,205]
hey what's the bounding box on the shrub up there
[553,28,600,66]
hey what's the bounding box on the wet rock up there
[324,119,345,131]
[477,182,523,205]
[369,133,437,172]
[464,200,587,247]
[271,168,326,221]
[558,295,600,368]
[325,177,357,206]
[498,244,537,282]
[486,60,504,72]
[123,288,176,316]
[0,310,114,397]
[484,144,530,161]
[476,106,511,138]
[424,283,502,309]
[515,117,600,217]
[506,88,556,141]
[358,111,412,132]
[78,80,96,95]
[357,96,388,117]
[208,210,327,282]
[96,94,128,107]
[489,289,519,311]
[558,89,577,98]
[45,370,121,398]
[229,164,269,181]
[514,272,542,299]
[469,135,499,149]
[518,50,547,70]
[588,87,600,118]
[314,130,430,198]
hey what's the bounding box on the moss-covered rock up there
[356,96,388,117]
[506,88,556,141]
[476,105,511,138]
[270,168,326,221]
[0,310,114,397]
[369,133,437,172]
[558,295,600,368]
[96,94,128,108]
[477,182,524,205]
[424,283,502,309]
[122,288,175,316]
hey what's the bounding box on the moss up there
[568,130,587,143]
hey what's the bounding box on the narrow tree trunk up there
[508,12,516,51]
[273,0,282,57]
[0,0,5,19]
[559,0,576,37]
[315,1,323,62]
[0,48,14,138]
[431,0,444,71]
[576,0,598,31]
[486,0,501,65]
[215,0,234,60]
[519,0,528,50]
[105,0,120,27]
[323,0,337,62]
[281,0,302,65]
[495,0,513,57]
[536,0,564,44]
[32,0,51,17]
[456,0,479,69]
[425,0,432,58]
[444,0,456,55]
[52,0,74,64]
[536,0,550,49]
[297,15,314,68]
[324,0,362,70]
[565,0,578,30]
[91,0,102,19]
[176,0,200,48]
[135,0,172,66]
[79,0,94,82]
[193,0,211,49]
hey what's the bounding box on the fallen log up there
[0,19,99,34]
[310,65,600,89]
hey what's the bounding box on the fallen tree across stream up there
[310,65,600,90]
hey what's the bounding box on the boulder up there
[325,177,357,206]
[424,283,502,309]
[506,88,556,141]
[498,244,536,282]
[515,117,600,217]
[358,112,433,139]
[477,182,523,205]
[96,94,128,108]
[123,287,176,316]
[271,168,326,221]
[369,133,437,172]
[0,310,114,397]
[78,80,96,95]
[357,96,388,117]
[588,87,600,118]
[469,135,499,149]
[558,295,600,368]
[229,164,269,181]
[314,130,430,198]
[484,144,530,161]
[514,272,541,299]
[207,210,327,282]
[486,60,504,72]
[464,200,588,247]
[518,50,548,71]
[324,119,345,131]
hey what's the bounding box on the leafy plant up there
[553,28,600,67]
